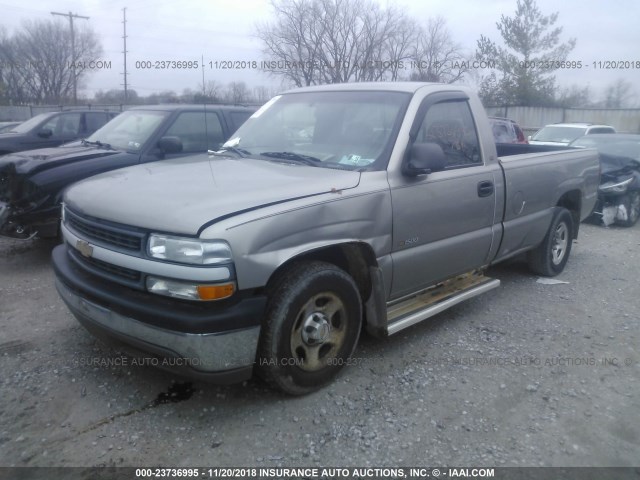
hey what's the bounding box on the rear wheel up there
[618,191,640,227]
[527,208,574,277]
[257,261,362,395]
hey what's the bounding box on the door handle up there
[477,181,494,197]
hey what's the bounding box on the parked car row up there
[0,105,256,239]
[1,106,636,241]
[488,118,635,227]
[0,110,120,155]
[0,85,637,395]
[529,122,616,146]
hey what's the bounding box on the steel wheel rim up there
[551,222,569,265]
[290,292,347,372]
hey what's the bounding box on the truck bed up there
[493,144,600,263]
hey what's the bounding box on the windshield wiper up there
[209,146,251,158]
[82,139,113,150]
[259,151,322,166]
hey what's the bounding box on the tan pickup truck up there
[52,82,599,394]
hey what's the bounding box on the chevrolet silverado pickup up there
[52,83,600,395]
[0,104,255,238]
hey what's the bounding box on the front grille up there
[68,247,143,289]
[65,207,145,252]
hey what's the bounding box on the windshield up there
[223,90,410,170]
[571,136,640,160]
[7,113,51,133]
[85,110,169,151]
[532,126,587,143]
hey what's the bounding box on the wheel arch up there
[265,241,378,304]
[556,189,581,239]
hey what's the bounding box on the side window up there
[41,113,81,138]
[164,112,225,153]
[229,111,253,131]
[588,127,614,134]
[85,112,109,134]
[416,101,482,168]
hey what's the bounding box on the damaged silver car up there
[570,134,640,227]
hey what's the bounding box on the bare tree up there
[257,0,424,86]
[0,19,102,104]
[199,80,223,103]
[409,17,469,83]
[226,81,250,104]
[603,79,636,108]
[253,85,274,103]
[257,0,320,87]
[555,84,593,108]
[94,89,140,104]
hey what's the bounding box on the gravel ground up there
[0,222,638,468]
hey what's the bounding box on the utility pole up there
[121,7,129,103]
[51,11,90,105]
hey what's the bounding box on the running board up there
[386,272,500,335]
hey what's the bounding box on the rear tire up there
[527,208,574,277]
[257,261,362,395]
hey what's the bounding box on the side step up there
[386,271,500,335]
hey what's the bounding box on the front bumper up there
[53,244,266,383]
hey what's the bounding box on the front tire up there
[257,261,362,395]
[527,207,574,277]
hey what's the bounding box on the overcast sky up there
[2,0,639,102]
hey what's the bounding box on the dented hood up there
[599,153,640,176]
[0,143,122,176]
[64,155,361,235]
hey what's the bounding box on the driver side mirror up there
[157,136,183,154]
[38,128,53,138]
[403,142,446,176]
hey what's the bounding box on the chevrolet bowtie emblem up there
[76,239,94,258]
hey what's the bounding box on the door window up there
[416,101,482,168]
[164,112,224,153]
[85,112,110,134]
[41,113,81,138]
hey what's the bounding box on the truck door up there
[388,94,500,299]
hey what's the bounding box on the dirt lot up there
[0,222,638,468]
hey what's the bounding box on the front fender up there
[201,173,393,290]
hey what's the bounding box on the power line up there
[51,11,90,105]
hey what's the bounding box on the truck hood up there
[0,143,122,176]
[65,156,361,235]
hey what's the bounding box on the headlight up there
[599,177,633,193]
[146,276,235,301]
[148,234,232,265]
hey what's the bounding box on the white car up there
[529,123,616,146]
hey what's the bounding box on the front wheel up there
[527,208,574,277]
[257,261,362,395]
[618,191,640,227]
